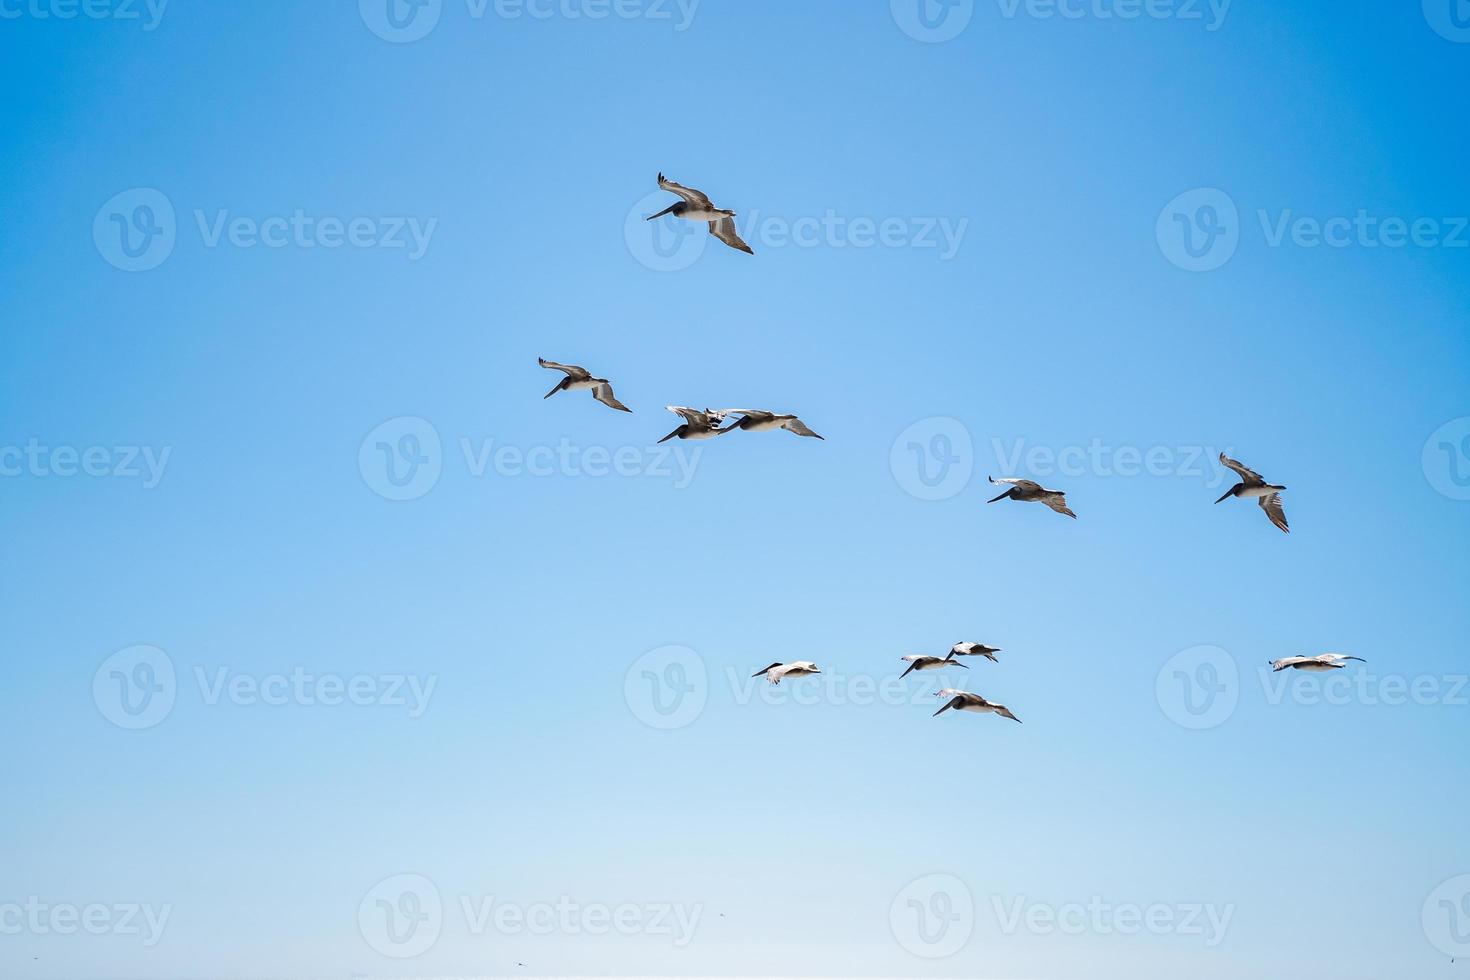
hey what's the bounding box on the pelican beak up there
[1214,489,1234,504]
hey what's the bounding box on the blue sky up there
[2,2,1468,978]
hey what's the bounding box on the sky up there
[1,1,1469,978]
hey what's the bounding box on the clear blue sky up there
[2,3,1468,978]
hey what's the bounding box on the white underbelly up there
[680,209,721,223]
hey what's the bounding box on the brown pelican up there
[646,173,753,255]
[1269,653,1365,673]
[718,409,824,440]
[1216,453,1288,533]
[932,688,1022,723]
[751,661,821,684]
[986,476,1077,519]
[949,642,1000,662]
[899,654,968,679]
[658,406,731,443]
[537,358,632,412]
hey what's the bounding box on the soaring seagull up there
[899,654,968,679]
[986,476,1077,519]
[537,358,632,412]
[658,406,731,443]
[1268,653,1366,673]
[646,173,754,255]
[932,688,1022,723]
[718,409,824,440]
[751,661,821,684]
[949,642,1001,662]
[1215,453,1288,533]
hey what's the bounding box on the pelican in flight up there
[899,654,968,679]
[950,642,1001,662]
[658,406,730,443]
[537,358,632,412]
[1269,653,1366,673]
[986,477,1077,519]
[646,173,754,255]
[719,409,824,440]
[751,661,821,684]
[1215,453,1288,533]
[932,688,1022,723]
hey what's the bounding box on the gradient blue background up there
[2,2,1468,977]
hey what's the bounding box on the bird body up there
[950,642,1000,662]
[647,174,754,254]
[537,358,632,412]
[986,476,1077,518]
[658,406,731,443]
[719,409,824,440]
[932,689,1022,723]
[899,654,968,678]
[1215,453,1289,533]
[1269,653,1366,672]
[751,661,821,684]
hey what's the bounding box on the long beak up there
[657,427,681,444]
[1214,489,1234,504]
[986,490,1010,503]
[645,203,678,221]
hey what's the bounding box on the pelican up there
[1269,653,1366,673]
[950,642,1001,662]
[718,409,824,440]
[646,173,753,255]
[986,476,1077,519]
[932,688,1022,723]
[657,406,731,443]
[1216,453,1288,533]
[899,654,968,679]
[537,358,632,413]
[751,661,821,684]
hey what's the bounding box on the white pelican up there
[950,642,1000,662]
[657,406,731,443]
[932,688,1022,723]
[1269,653,1366,673]
[751,661,821,684]
[646,173,753,254]
[899,654,967,679]
[537,358,632,413]
[986,476,1076,519]
[718,409,824,440]
[1215,453,1288,533]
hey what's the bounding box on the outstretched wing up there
[992,703,1023,724]
[779,417,823,440]
[710,217,754,254]
[592,383,632,413]
[1270,656,1314,671]
[719,409,774,420]
[1041,492,1077,519]
[1219,452,1265,486]
[1318,653,1366,664]
[538,357,590,380]
[657,173,713,209]
[1259,492,1289,533]
[991,476,1043,494]
[666,405,710,425]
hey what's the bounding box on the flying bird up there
[949,642,1001,662]
[537,358,632,413]
[658,406,731,443]
[719,409,824,440]
[932,688,1022,723]
[899,654,968,679]
[1268,653,1366,673]
[986,476,1077,519]
[1215,453,1288,533]
[751,661,821,684]
[647,173,754,254]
